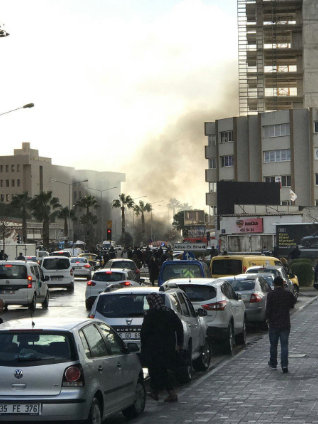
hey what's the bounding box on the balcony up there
[205,168,217,182]
[206,192,217,206]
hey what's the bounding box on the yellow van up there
[210,255,281,278]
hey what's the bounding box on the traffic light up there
[17,235,20,244]
[106,229,112,241]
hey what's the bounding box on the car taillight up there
[89,314,95,318]
[202,300,227,311]
[27,276,33,288]
[84,264,90,269]
[243,266,247,273]
[120,281,131,286]
[62,365,85,387]
[250,293,262,303]
[87,281,96,286]
[70,269,73,276]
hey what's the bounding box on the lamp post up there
[88,186,118,245]
[131,196,147,248]
[51,179,88,242]
[149,200,163,243]
[0,103,34,117]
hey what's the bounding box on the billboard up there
[184,210,205,226]
[231,218,263,234]
[276,223,318,257]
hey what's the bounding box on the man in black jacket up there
[265,276,296,373]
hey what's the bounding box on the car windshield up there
[43,258,70,270]
[212,259,242,276]
[0,264,27,279]
[110,261,136,270]
[96,293,166,318]
[178,284,216,302]
[230,279,255,291]
[71,258,87,264]
[93,272,125,282]
[0,332,77,366]
[261,275,274,287]
[161,264,202,282]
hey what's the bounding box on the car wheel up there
[86,397,102,424]
[235,318,247,345]
[67,282,74,292]
[223,322,234,354]
[122,377,146,419]
[28,295,37,311]
[193,338,211,371]
[293,284,299,300]
[42,292,49,309]
[175,349,192,384]
[85,299,93,311]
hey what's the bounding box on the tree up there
[57,207,77,239]
[75,195,99,247]
[29,191,61,249]
[10,192,32,243]
[112,194,134,236]
[167,198,181,217]
[172,211,185,232]
[134,200,152,240]
[178,203,193,212]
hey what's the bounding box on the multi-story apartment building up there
[238,0,318,115]
[205,108,318,213]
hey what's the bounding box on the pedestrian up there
[103,251,109,267]
[0,298,4,324]
[132,254,141,269]
[148,256,159,286]
[140,292,184,402]
[121,247,128,259]
[265,276,296,373]
[0,250,8,260]
[16,252,25,261]
[289,245,301,261]
[109,246,116,259]
[210,246,219,258]
[222,250,228,255]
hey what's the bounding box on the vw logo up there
[14,369,23,379]
[126,319,132,325]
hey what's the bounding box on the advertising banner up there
[231,218,263,234]
[184,210,205,226]
[276,223,318,256]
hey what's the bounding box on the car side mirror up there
[236,293,242,300]
[126,343,139,353]
[197,308,207,317]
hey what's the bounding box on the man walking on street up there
[266,276,296,373]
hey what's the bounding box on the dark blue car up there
[158,260,211,286]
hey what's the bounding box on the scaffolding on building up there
[238,0,303,116]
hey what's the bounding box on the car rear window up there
[96,293,165,318]
[261,275,274,287]
[50,251,71,257]
[0,264,27,280]
[212,259,242,276]
[42,258,70,270]
[161,264,202,282]
[230,279,255,291]
[178,284,217,302]
[257,269,279,277]
[0,332,77,366]
[71,258,88,264]
[93,272,125,282]
[110,261,136,270]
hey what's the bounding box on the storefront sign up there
[231,218,263,234]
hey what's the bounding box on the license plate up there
[0,404,40,415]
[118,332,140,340]
[51,278,62,281]
[0,290,15,294]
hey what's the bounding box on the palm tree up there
[75,195,99,246]
[75,195,99,215]
[10,192,32,243]
[134,201,152,239]
[29,191,61,249]
[178,203,193,212]
[112,194,134,236]
[57,207,77,238]
[167,198,181,217]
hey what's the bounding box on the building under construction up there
[238,0,318,115]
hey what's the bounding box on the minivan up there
[210,255,281,278]
[40,256,74,291]
[158,260,211,286]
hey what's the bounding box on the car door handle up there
[98,365,103,372]
[117,362,122,369]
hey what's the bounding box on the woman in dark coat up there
[140,292,184,402]
[148,256,159,286]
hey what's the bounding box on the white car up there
[90,286,211,383]
[39,256,74,292]
[70,257,92,280]
[0,318,146,422]
[163,278,246,354]
[0,260,49,310]
[85,269,140,310]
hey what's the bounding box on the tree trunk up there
[43,217,50,249]
[121,206,125,235]
[141,213,145,237]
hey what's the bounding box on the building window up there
[5,194,10,202]
[221,155,234,167]
[265,176,291,186]
[5,165,9,172]
[6,180,9,187]
[281,200,291,206]
[209,158,217,169]
[17,164,20,172]
[220,131,233,143]
[11,165,15,172]
[264,176,275,183]
[0,165,2,172]
[281,176,291,187]
[11,180,15,187]
[264,124,290,138]
[209,183,217,192]
[17,179,20,187]
[314,122,318,133]
[0,195,3,202]
[264,149,291,163]
[208,135,216,146]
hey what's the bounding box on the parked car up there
[216,274,271,329]
[39,256,74,292]
[85,269,140,310]
[0,317,146,422]
[25,256,38,263]
[89,286,211,383]
[70,257,92,280]
[162,278,246,354]
[257,272,275,289]
[301,231,318,248]
[105,259,140,282]
[0,260,49,311]
[158,260,211,286]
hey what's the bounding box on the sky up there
[0,0,239,213]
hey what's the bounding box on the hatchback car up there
[0,318,146,422]
[105,259,140,282]
[90,286,211,383]
[39,256,74,292]
[25,256,38,263]
[246,265,296,298]
[0,261,49,311]
[70,257,92,280]
[49,250,71,258]
[162,278,246,354]
[79,253,101,270]
[85,269,140,310]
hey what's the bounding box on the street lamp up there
[0,103,34,117]
[132,196,147,248]
[88,186,118,244]
[149,200,163,243]
[51,179,88,242]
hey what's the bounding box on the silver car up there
[246,265,295,297]
[70,257,92,280]
[0,318,146,423]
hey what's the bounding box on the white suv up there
[0,260,49,310]
[90,286,211,383]
[40,256,74,292]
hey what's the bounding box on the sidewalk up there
[136,297,318,424]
